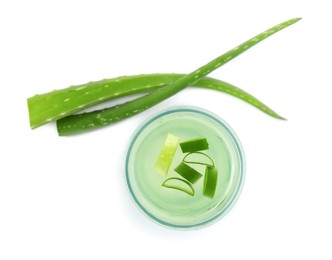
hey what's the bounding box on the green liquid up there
[126,107,244,228]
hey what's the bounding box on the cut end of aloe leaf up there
[154,134,180,177]
[27,97,43,129]
[162,177,195,196]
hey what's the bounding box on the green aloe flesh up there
[174,162,203,184]
[154,133,180,177]
[56,18,300,136]
[28,74,284,129]
[203,166,218,199]
[162,177,195,196]
[158,134,219,198]
[180,138,209,153]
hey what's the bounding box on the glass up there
[125,107,245,229]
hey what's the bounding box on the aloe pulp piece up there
[154,134,180,177]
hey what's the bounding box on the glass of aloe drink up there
[126,107,245,229]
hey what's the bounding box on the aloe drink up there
[126,107,244,228]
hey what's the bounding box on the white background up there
[1,0,331,259]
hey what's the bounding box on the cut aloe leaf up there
[180,138,209,153]
[162,177,195,196]
[203,166,218,199]
[182,152,215,167]
[174,162,202,184]
[154,134,180,177]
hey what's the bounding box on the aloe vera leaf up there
[27,74,284,129]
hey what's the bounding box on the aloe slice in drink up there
[154,133,180,177]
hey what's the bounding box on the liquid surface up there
[126,107,244,228]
